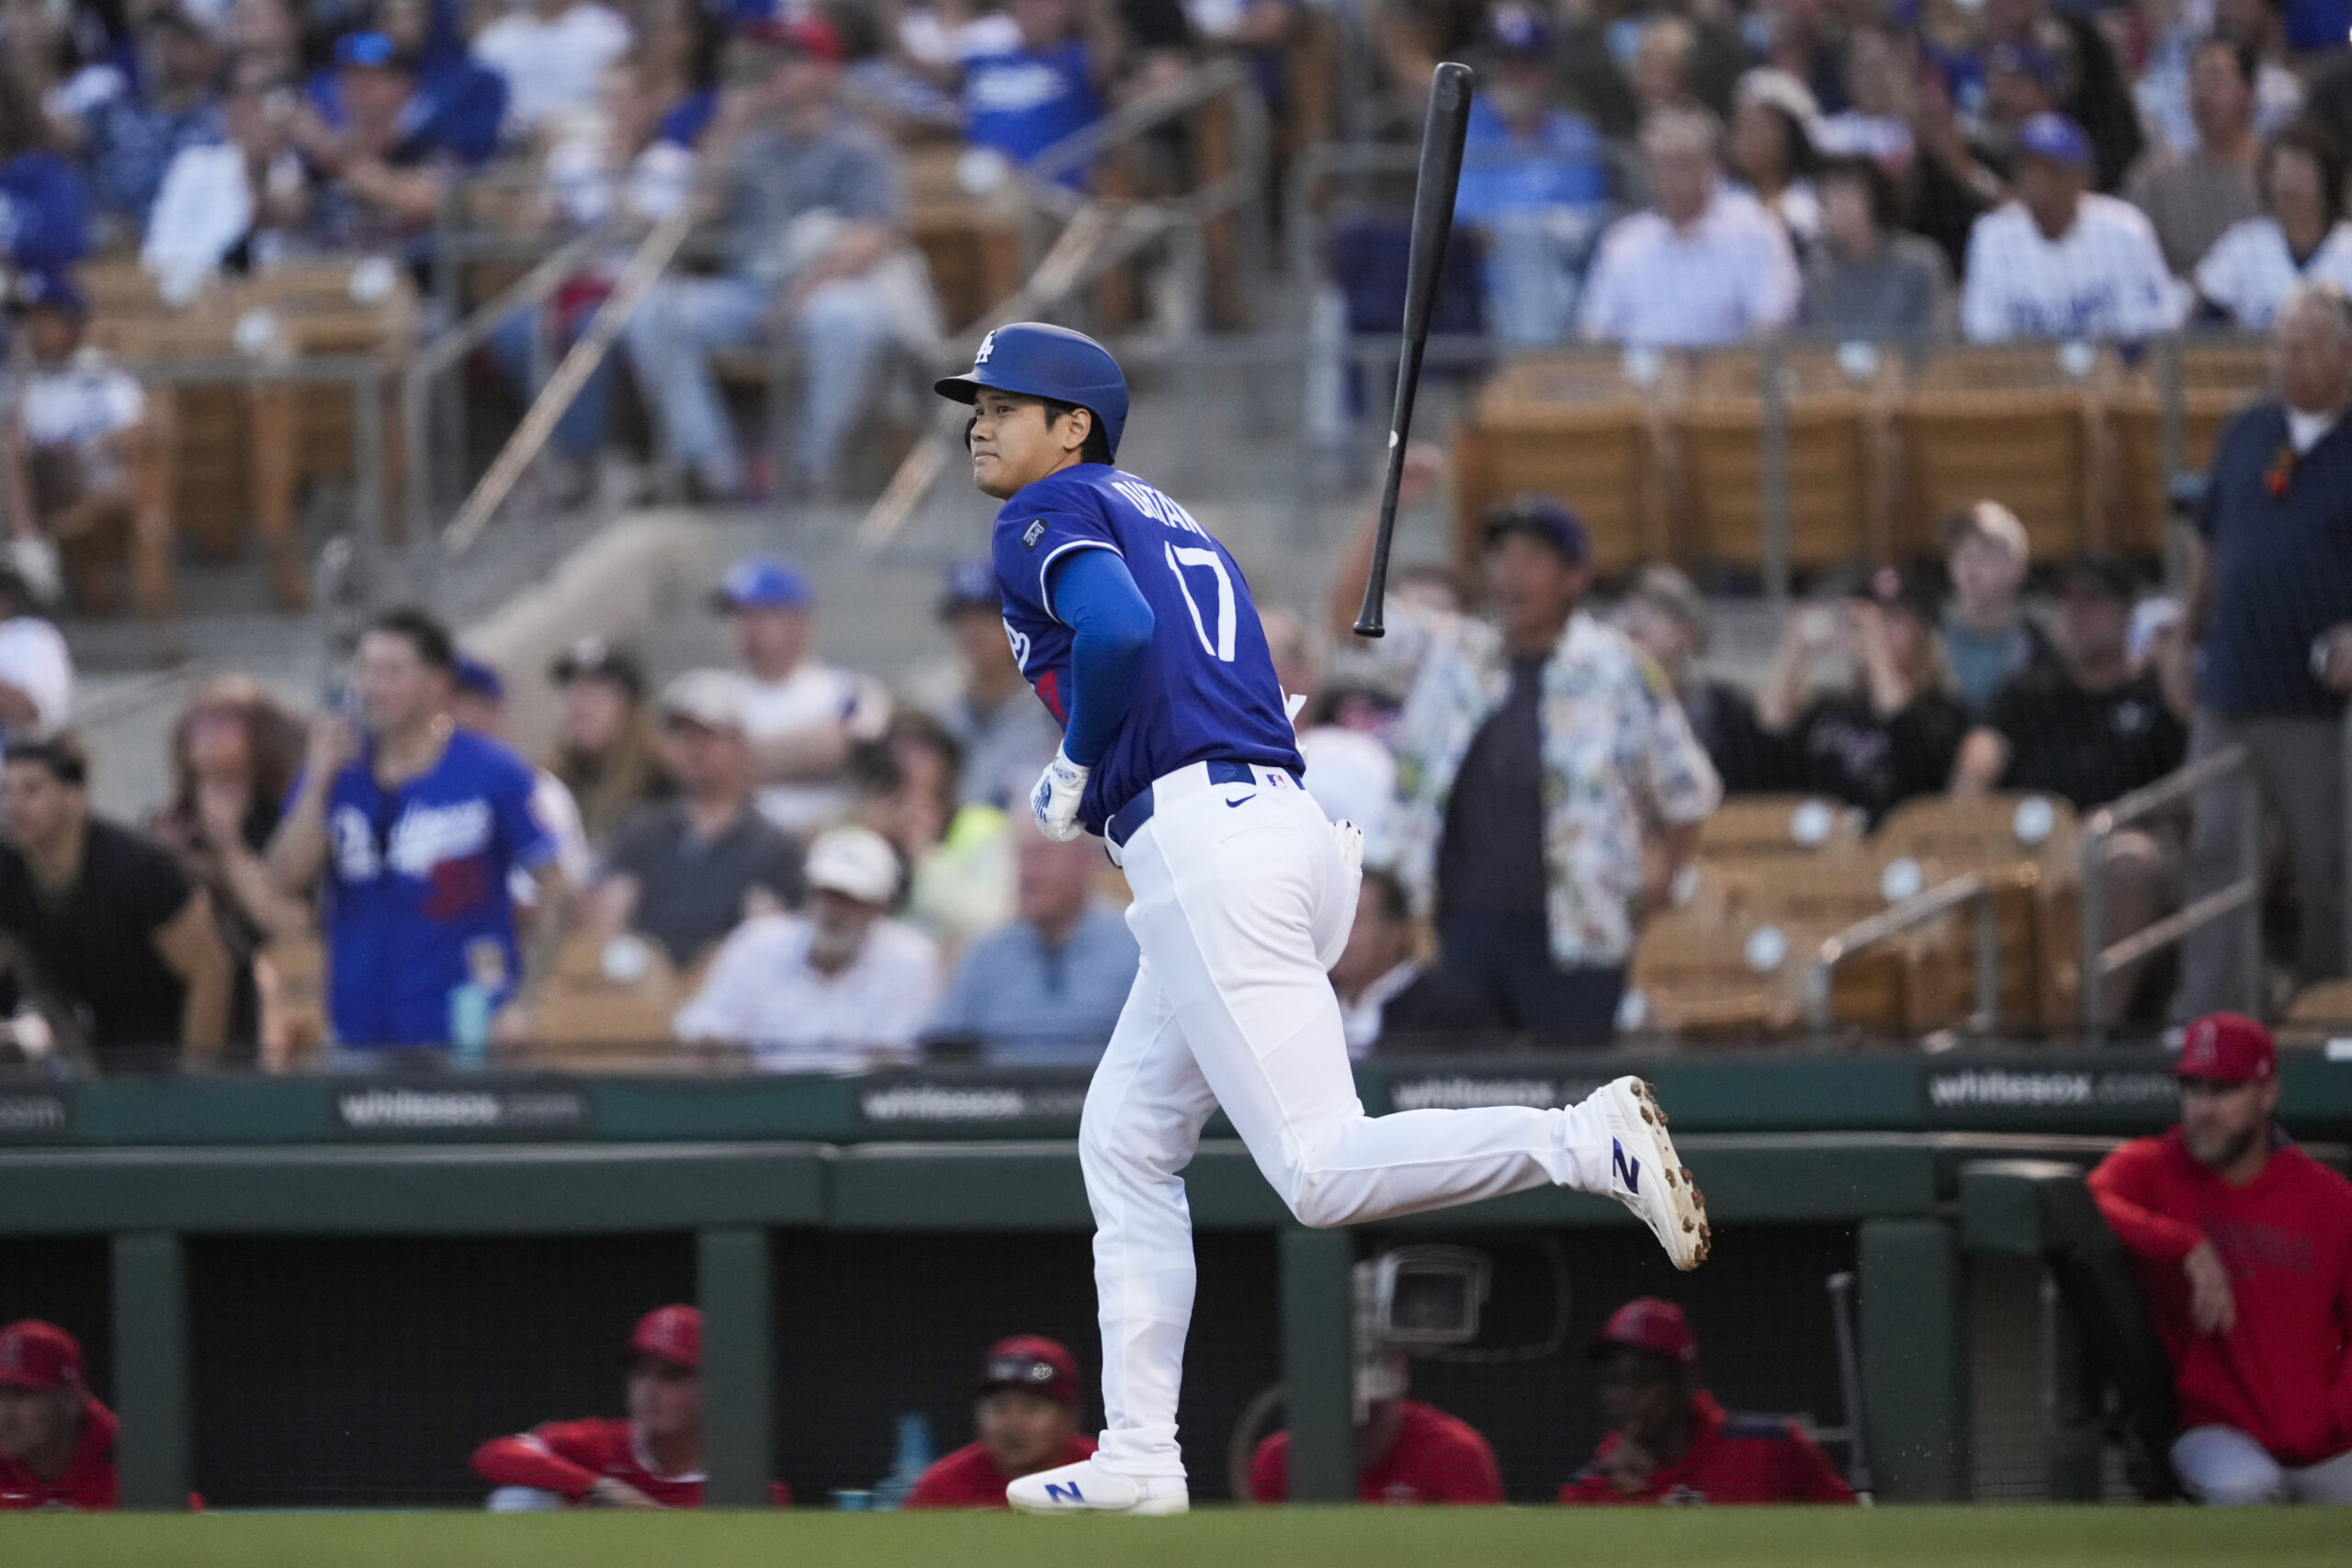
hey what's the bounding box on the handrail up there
[1025,57,1251,196]
[2079,744,2259,1046]
[440,212,694,558]
[1805,871,2001,1043]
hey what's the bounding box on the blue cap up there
[334,30,405,70]
[939,558,1001,615]
[2016,112,2092,172]
[712,555,813,612]
[1487,1,1553,58]
[1483,493,1589,566]
[15,268,85,318]
[933,322,1129,459]
[453,655,504,702]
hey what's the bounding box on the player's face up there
[2271,295,2352,414]
[976,1387,1076,1477]
[0,1384,74,1462]
[2015,156,2082,239]
[967,392,1088,501]
[0,761,77,853]
[560,679,631,754]
[1485,532,1586,654]
[1598,1348,1686,1450]
[2180,1076,2278,1172]
[732,606,809,682]
[627,1356,699,1442]
[2054,587,2129,668]
[1948,535,2023,618]
[355,630,447,738]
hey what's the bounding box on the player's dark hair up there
[2264,121,2346,227]
[1815,153,1900,233]
[4,733,88,786]
[2196,31,2260,88]
[1043,399,1115,466]
[365,605,457,671]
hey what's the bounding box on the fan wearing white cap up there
[671,824,937,1072]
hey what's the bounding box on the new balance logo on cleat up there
[1612,1138,1641,1194]
[1045,1483,1084,1504]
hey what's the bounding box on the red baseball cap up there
[1590,1297,1698,1365]
[2177,1013,2277,1085]
[627,1305,701,1371]
[978,1335,1080,1404]
[0,1320,85,1389]
[744,13,842,62]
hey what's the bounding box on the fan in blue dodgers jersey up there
[935,323,1712,1516]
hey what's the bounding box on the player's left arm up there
[152,888,232,1062]
[1029,548,1155,840]
[491,761,574,1043]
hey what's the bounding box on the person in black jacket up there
[1617,564,1790,796]
[1758,567,1970,827]
[1331,869,1495,1055]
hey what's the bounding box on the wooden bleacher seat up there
[1892,384,2100,565]
[1627,903,1808,1038]
[532,931,684,1059]
[1676,389,1882,572]
[1696,795,1868,863]
[1874,794,2082,1032]
[2280,979,2352,1044]
[2110,338,2267,558]
[1454,352,1672,579]
[254,934,326,1070]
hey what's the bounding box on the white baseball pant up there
[1084,761,1623,1479]
[2172,1425,2352,1505]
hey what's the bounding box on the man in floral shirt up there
[1374,496,1720,1044]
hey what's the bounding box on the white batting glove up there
[1030,747,1091,842]
[1333,818,1364,872]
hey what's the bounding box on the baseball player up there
[934,322,1710,1515]
[0,1321,117,1510]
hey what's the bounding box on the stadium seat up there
[1627,901,1809,1038]
[1875,795,2083,1033]
[1453,352,1670,578]
[2278,978,2352,1043]
[2109,339,2267,560]
[1696,795,1868,864]
[532,931,684,1059]
[254,935,327,1069]
[1892,386,2100,567]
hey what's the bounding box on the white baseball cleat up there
[1005,1457,1190,1516]
[1595,1076,1711,1270]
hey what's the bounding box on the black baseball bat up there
[1353,61,1474,639]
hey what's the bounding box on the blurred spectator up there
[624,16,940,500]
[542,638,669,846]
[1250,1356,1502,1503]
[864,710,1012,951]
[2173,284,2352,1013]
[1905,51,2000,276]
[473,1305,790,1508]
[1798,154,1951,335]
[1814,24,1914,168]
[449,655,594,898]
[0,68,90,277]
[1962,114,2184,342]
[957,0,1120,190]
[265,607,574,1053]
[715,557,893,839]
[593,670,804,966]
[78,7,219,235]
[1727,69,1821,254]
[1559,1298,1855,1505]
[1756,0,1847,116]
[924,812,1136,1065]
[356,0,511,166]
[1953,558,2185,1021]
[673,823,937,1070]
[2141,4,2303,161]
[1616,564,1787,795]
[1628,17,1697,125]
[294,31,493,248]
[2089,1015,2352,1504]
[490,59,698,501]
[0,272,149,616]
[1373,496,1721,1045]
[2124,37,2262,276]
[471,0,632,144]
[911,558,1059,810]
[638,0,721,146]
[1941,502,2052,716]
[147,677,313,1048]
[2193,123,2352,331]
[0,567,70,751]
[1329,866,1493,1056]
[226,0,302,84]
[905,1336,1097,1508]
[142,60,314,297]
[1453,3,1608,347]
[0,1321,115,1511]
[1578,107,1801,349]
[1757,569,1969,827]
[0,736,232,1066]
[1962,0,2144,191]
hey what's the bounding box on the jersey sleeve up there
[470,1423,603,1500]
[1247,1432,1289,1501]
[489,747,560,873]
[2087,1138,2205,1264]
[1427,1421,1505,1503]
[1777,1425,1859,1503]
[1959,217,2007,342]
[993,489,1123,626]
[1628,654,1723,829]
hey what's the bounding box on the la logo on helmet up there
[974,331,996,366]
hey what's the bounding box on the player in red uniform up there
[1559,1298,1855,1506]
[1249,1361,1503,1504]
[470,1304,788,1508]
[0,1320,118,1510]
[903,1336,1098,1508]
[2088,1013,2352,1504]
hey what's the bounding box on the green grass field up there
[6,1506,2346,1568]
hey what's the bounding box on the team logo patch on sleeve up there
[1023,520,1047,549]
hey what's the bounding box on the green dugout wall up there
[2,1048,2346,1508]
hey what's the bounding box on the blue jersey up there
[303,728,556,1047]
[992,464,1303,832]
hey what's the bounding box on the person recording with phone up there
[265,606,575,1058]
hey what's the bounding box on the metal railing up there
[1805,872,2003,1043]
[2079,744,2259,1047]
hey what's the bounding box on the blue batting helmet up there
[933,322,1129,458]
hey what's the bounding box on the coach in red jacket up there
[2089,1013,2352,1504]
[903,1336,1097,1507]
[1249,1359,1503,1504]
[0,1321,117,1510]
[1560,1298,1855,1506]
[471,1304,788,1508]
